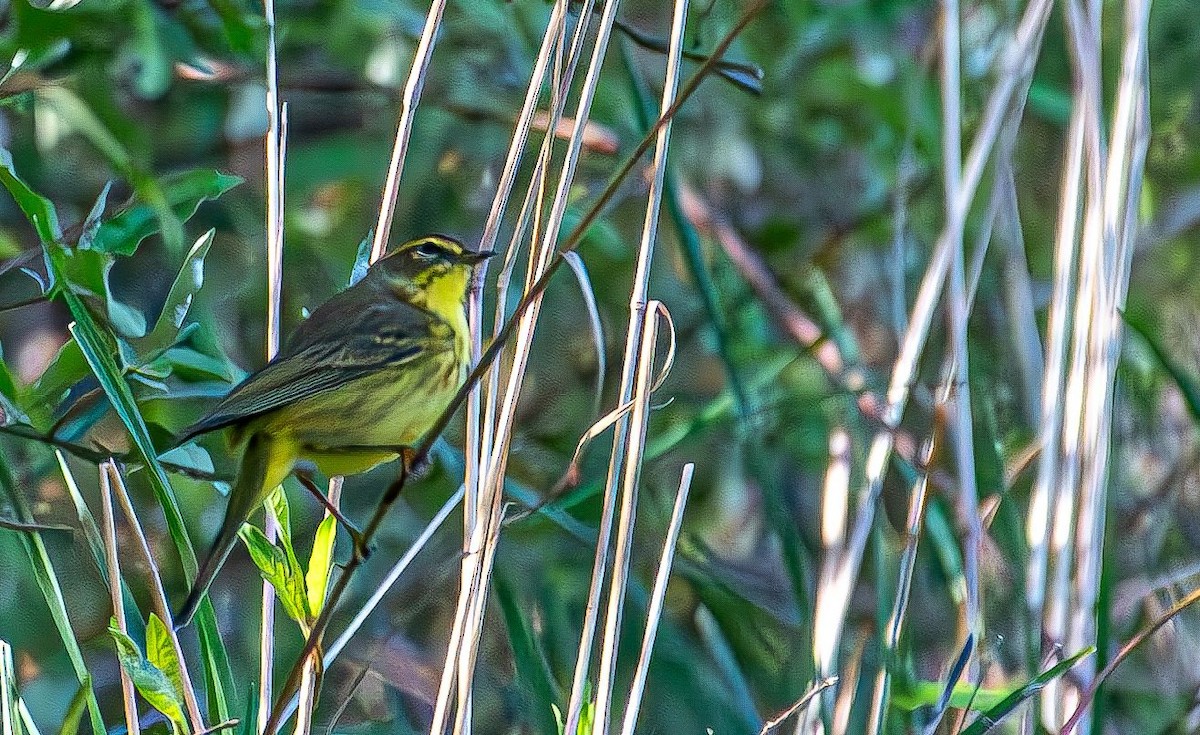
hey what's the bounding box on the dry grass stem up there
[107,462,205,731]
[260,0,286,723]
[617,462,695,735]
[368,0,448,262]
[565,1,689,728]
[592,303,670,734]
[99,461,141,735]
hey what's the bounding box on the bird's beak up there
[464,249,497,265]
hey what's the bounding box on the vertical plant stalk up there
[259,0,286,719]
[617,462,695,735]
[1063,0,1150,728]
[1024,107,1083,652]
[592,303,666,734]
[940,0,983,642]
[295,478,343,734]
[1041,0,1105,724]
[369,0,448,262]
[107,463,205,731]
[563,2,688,730]
[813,428,852,680]
[100,463,141,735]
[827,0,1053,687]
[430,2,627,732]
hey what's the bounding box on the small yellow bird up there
[174,235,492,627]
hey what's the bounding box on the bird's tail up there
[175,433,286,628]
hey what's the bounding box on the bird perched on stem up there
[174,235,493,627]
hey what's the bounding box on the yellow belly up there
[249,349,465,478]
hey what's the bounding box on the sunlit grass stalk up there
[1042,0,1106,724]
[591,303,668,734]
[100,462,140,735]
[431,2,622,730]
[939,0,984,651]
[827,0,1053,696]
[106,462,205,731]
[1025,67,1085,681]
[369,0,447,262]
[561,3,688,730]
[1064,0,1149,728]
[259,0,286,715]
[617,462,694,735]
[467,0,567,554]
[812,427,851,726]
[459,3,571,728]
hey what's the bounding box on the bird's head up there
[376,235,494,314]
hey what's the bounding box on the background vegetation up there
[0,0,1197,733]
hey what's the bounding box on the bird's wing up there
[178,299,436,442]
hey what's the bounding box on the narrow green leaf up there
[93,170,241,256]
[305,514,337,618]
[238,524,309,626]
[0,147,61,244]
[146,614,188,710]
[0,455,106,735]
[141,230,215,351]
[960,648,1094,735]
[57,677,92,735]
[109,624,190,735]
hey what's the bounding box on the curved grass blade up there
[960,647,1093,735]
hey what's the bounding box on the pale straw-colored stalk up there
[1062,0,1150,728]
[941,0,983,649]
[617,463,695,735]
[106,462,205,731]
[562,2,688,729]
[369,0,448,262]
[259,0,286,722]
[99,462,140,735]
[1025,78,1085,666]
[820,0,1053,692]
[1041,0,1105,724]
[592,302,668,734]
[808,428,850,733]
[429,3,625,731]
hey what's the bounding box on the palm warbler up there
[174,235,493,626]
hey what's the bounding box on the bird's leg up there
[292,470,370,560]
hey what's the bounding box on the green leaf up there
[146,613,188,710]
[57,676,92,735]
[109,624,191,735]
[0,454,106,735]
[238,523,310,627]
[93,170,241,256]
[305,514,337,618]
[2,153,231,720]
[0,353,29,427]
[0,147,61,244]
[141,229,215,351]
[959,648,1094,735]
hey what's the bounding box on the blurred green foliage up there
[0,0,1198,733]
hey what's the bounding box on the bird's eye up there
[414,241,445,259]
